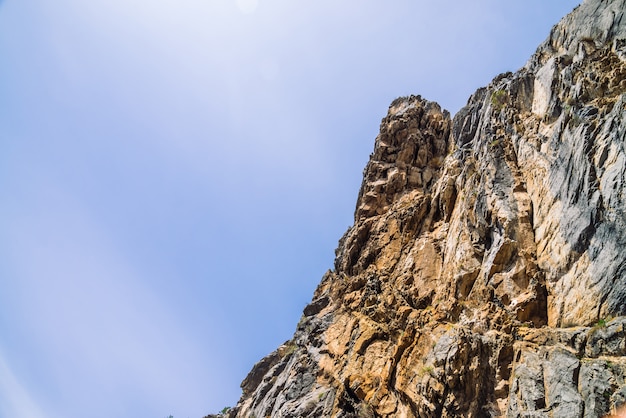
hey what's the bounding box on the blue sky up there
[1,1,580,417]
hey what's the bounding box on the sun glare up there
[236,0,258,14]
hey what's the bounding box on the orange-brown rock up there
[220,1,626,417]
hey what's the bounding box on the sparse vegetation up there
[490,89,509,110]
[564,103,583,126]
[594,318,609,329]
[420,365,435,377]
[284,341,298,355]
[489,139,501,148]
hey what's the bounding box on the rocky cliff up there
[217,1,626,416]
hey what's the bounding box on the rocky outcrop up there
[221,0,626,417]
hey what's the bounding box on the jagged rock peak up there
[354,96,451,220]
[216,1,626,417]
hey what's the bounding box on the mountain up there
[210,0,626,416]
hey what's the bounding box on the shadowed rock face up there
[216,1,626,417]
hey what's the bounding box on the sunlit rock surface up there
[217,1,626,416]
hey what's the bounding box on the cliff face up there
[223,1,626,417]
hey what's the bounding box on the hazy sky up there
[1,1,581,417]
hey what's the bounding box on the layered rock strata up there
[219,1,626,416]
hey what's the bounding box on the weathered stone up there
[543,348,583,417]
[585,318,626,358]
[217,1,626,417]
[507,348,547,417]
[579,359,614,418]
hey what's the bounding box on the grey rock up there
[543,348,583,418]
[507,350,547,416]
[579,359,614,418]
[217,1,626,417]
[585,318,626,358]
